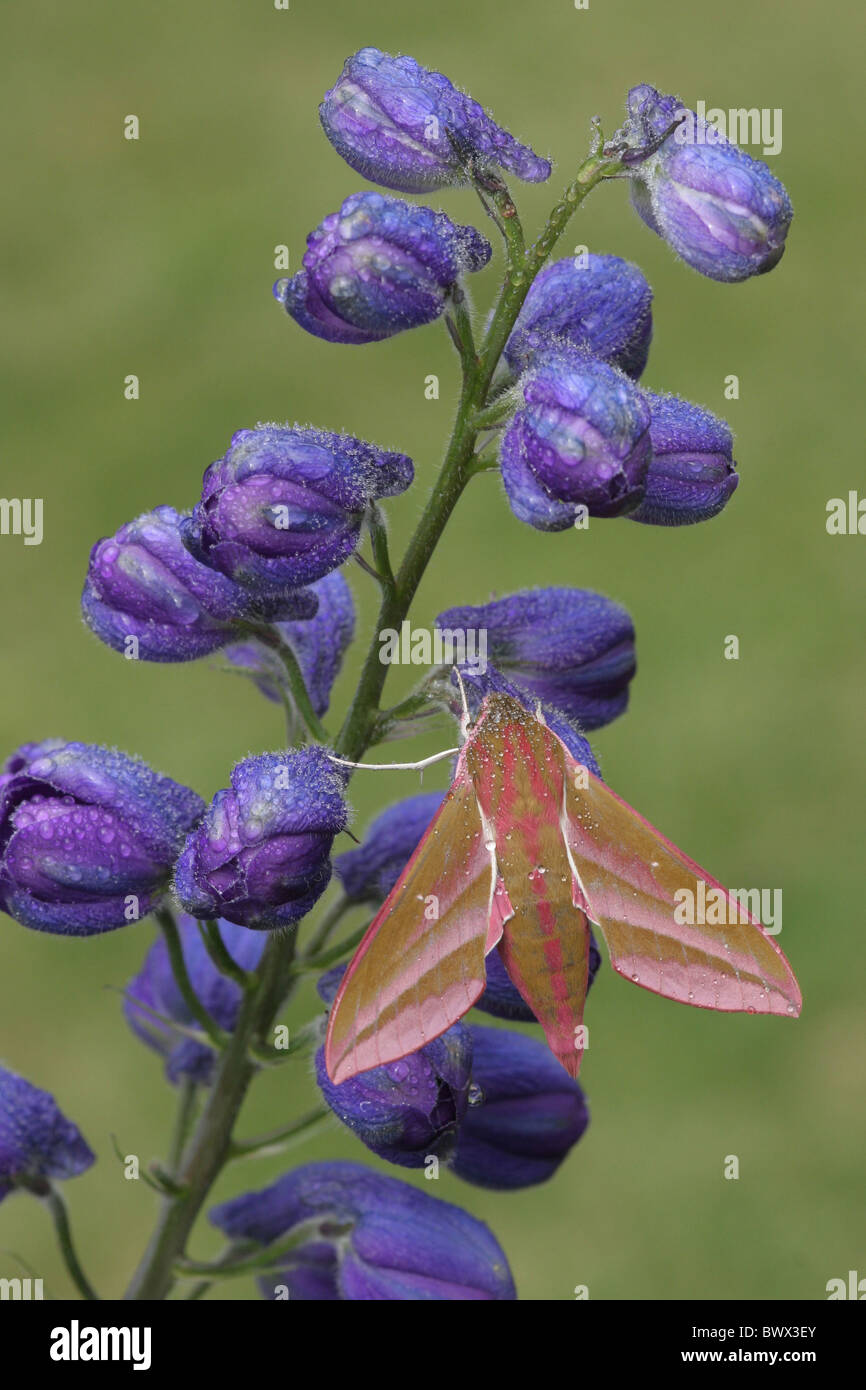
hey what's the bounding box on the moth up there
[325,690,801,1084]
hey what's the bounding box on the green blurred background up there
[1,0,862,1301]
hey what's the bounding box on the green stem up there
[301,893,351,960]
[175,1218,343,1280]
[240,624,329,743]
[167,1079,199,1176]
[198,919,253,992]
[154,908,227,1050]
[298,920,369,972]
[42,1184,99,1301]
[228,1106,330,1159]
[123,931,297,1300]
[366,503,397,598]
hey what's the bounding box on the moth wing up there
[325,765,510,1084]
[563,763,801,1017]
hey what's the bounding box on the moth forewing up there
[324,762,503,1084]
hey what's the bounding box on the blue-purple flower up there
[437,587,636,730]
[174,748,347,930]
[181,426,413,591]
[0,1065,94,1201]
[505,254,653,379]
[333,791,445,901]
[314,972,472,1167]
[622,85,793,282]
[629,391,738,525]
[0,742,204,936]
[500,350,652,526]
[223,571,356,719]
[124,916,267,1084]
[451,1026,589,1190]
[275,192,491,345]
[210,1160,516,1300]
[81,505,316,664]
[320,47,551,193]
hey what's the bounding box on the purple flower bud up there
[333,791,445,901]
[476,936,601,1022]
[174,748,347,930]
[210,1160,516,1300]
[437,587,636,730]
[181,426,413,591]
[629,392,738,525]
[0,1065,94,1201]
[223,572,356,719]
[505,254,653,378]
[124,915,267,1085]
[451,1026,589,1190]
[81,505,316,664]
[0,742,204,936]
[623,86,793,282]
[275,192,491,345]
[501,351,652,526]
[320,47,551,194]
[315,966,472,1167]
[313,1027,472,1169]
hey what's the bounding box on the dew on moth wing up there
[786,1003,796,1014]
[467,1082,484,1108]
[631,973,639,982]
[484,839,496,852]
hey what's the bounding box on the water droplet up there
[484,839,496,852]
[467,1082,484,1108]
[631,973,639,982]
[786,1003,796,1014]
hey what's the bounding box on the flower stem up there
[154,908,227,1050]
[42,1184,100,1301]
[241,624,329,743]
[197,919,253,992]
[335,151,617,764]
[124,145,620,1301]
[228,1105,330,1160]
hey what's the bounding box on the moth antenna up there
[452,666,472,739]
[329,748,460,774]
